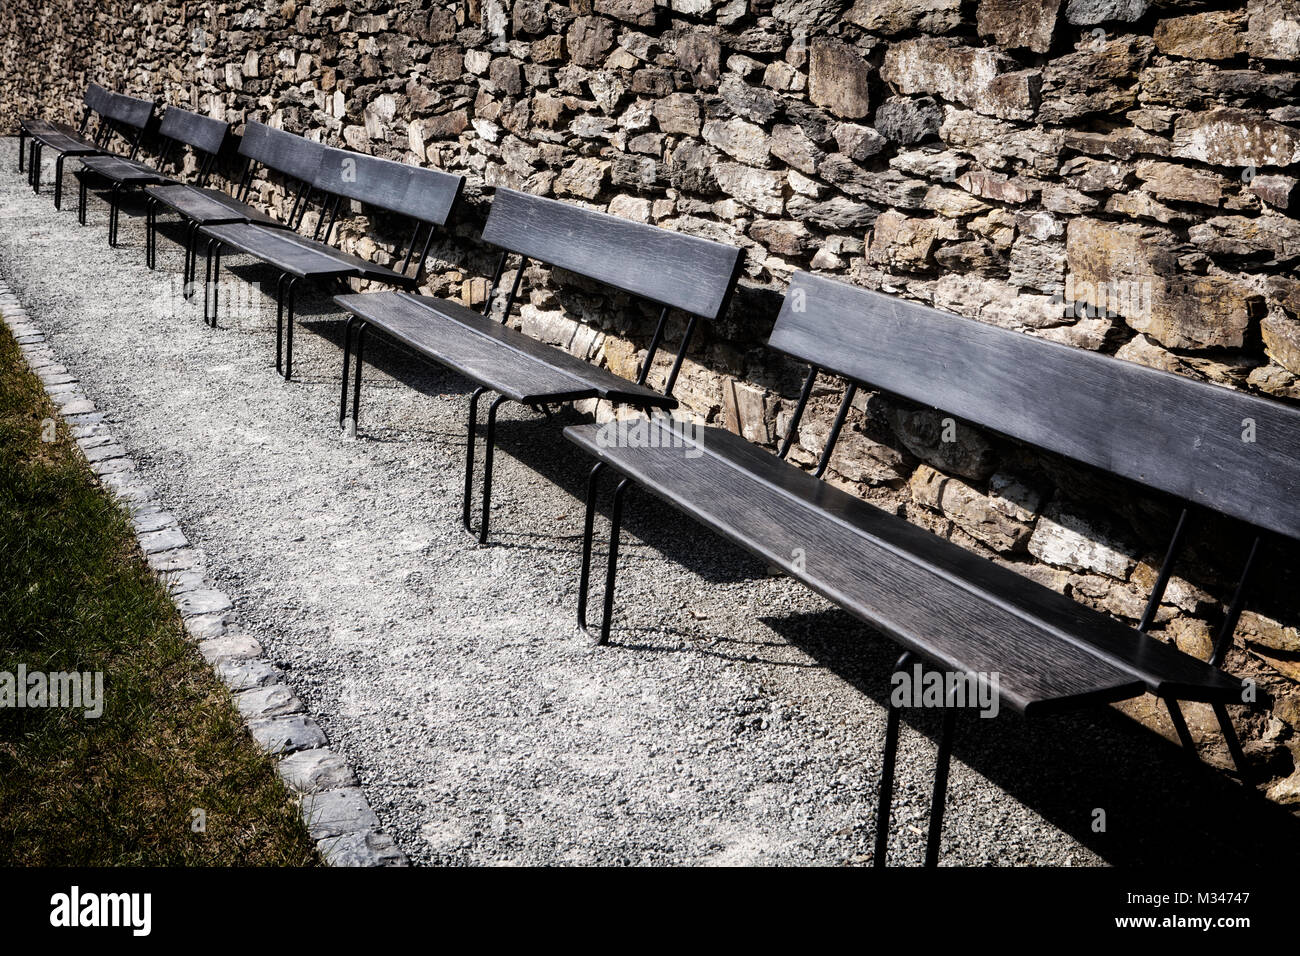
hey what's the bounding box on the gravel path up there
[13,136,1258,867]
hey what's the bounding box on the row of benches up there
[19,84,1296,865]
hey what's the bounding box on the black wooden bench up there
[144,120,324,299]
[333,187,744,543]
[74,106,230,247]
[566,270,1292,865]
[197,144,464,378]
[27,88,154,210]
[18,82,110,180]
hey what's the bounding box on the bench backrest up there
[481,188,744,322]
[238,121,325,182]
[311,147,464,226]
[84,83,112,118]
[99,90,155,132]
[157,106,228,157]
[769,271,1300,542]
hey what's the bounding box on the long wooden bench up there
[18,82,110,182]
[27,87,154,211]
[565,270,1294,865]
[144,121,324,297]
[333,187,744,543]
[75,106,230,248]
[198,144,464,379]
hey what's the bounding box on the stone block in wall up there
[714,163,785,215]
[770,124,824,175]
[1188,213,1300,260]
[1010,234,1067,295]
[847,0,963,34]
[1133,160,1225,207]
[1028,499,1135,579]
[1064,0,1147,25]
[1153,9,1247,60]
[722,378,769,443]
[977,0,1062,54]
[1062,126,1170,161]
[653,93,701,135]
[1140,61,1300,111]
[1037,35,1152,125]
[702,117,771,166]
[868,210,944,272]
[883,401,997,482]
[1249,173,1299,210]
[909,465,1038,552]
[1261,310,1300,374]
[832,122,888,162]
[933,272,1065,330]
[882,38,1040,122]
[1172,109,1300,168]
[818,158,929,210]
[786,195,879,231]
[874,96,942,146]
[677,30,722,89]
[1246,0,1300,60]
[808,39,871,120]
[940,109,1063,177]
[568,16,615,66]
[1065,218,1259,350]
[595,0,657,27]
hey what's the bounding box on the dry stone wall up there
[5,0,1300,805]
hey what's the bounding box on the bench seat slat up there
[29,129,102,156]
[143,184,292,229]
[198,223,412,284]
[334,290,679,407]
[77,153,173,186]
[569,418,1243,708]
[566,420,1144,715]
[336,291,598,404]
[22,118,74,137]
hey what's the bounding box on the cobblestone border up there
[0,280,406,867]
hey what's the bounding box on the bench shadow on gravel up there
[760,609,1300,867]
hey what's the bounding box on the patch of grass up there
[0,320,318,865]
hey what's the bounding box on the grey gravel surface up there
[9,138,1287,867]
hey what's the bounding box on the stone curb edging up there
[0,280,407,867]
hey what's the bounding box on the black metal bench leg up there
[925,707,957,868]
[145,197,155,268]
[462,386,489,532]
[202,238,215,324]
[273,273,287,368]
[78,174,88,226]
[477,394,510,544]
[184,222,199,296]
[211,242,223,328]
[594,477,633,645]
[873,650,913,868]
[108,183,121,247]
[339,315,358,428]
[17,130,26,172]
[284,276,299,380]
[577,461,608,636]
[1212,702,1251,779]
[54,153,66,210]
[1164,696,1198,756]
[350,322,366,430]
[32,143,42,195]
